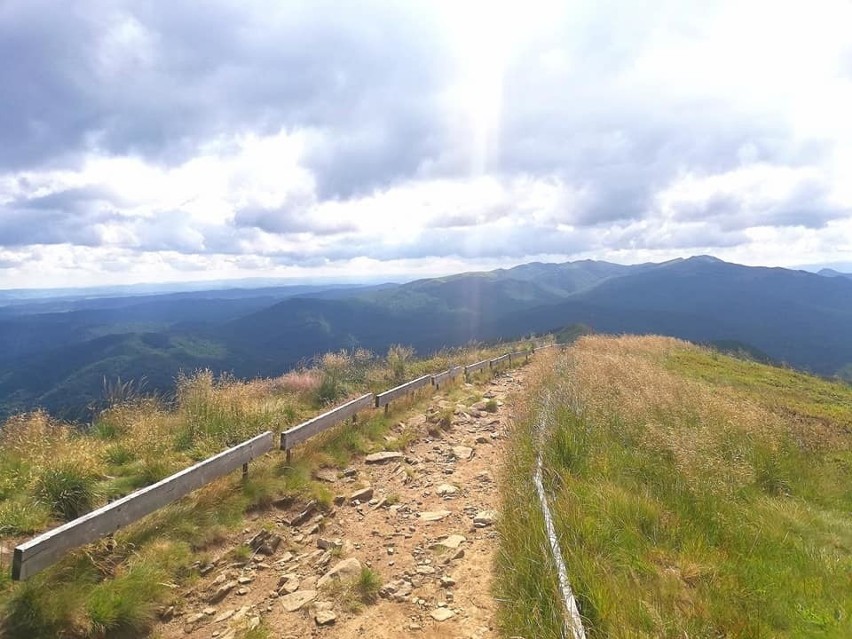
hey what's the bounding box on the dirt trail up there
[156,368,525,639]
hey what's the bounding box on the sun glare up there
[437,0,563,175]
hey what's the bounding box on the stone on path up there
[452,446,474,460]
[436,483,458,496]
[313,468,338,483]
[349,486,374,503]
[430,608,456,621]
[430,534,466,550]
[207,580,236,603]
[365,451,404,464]
[419,510,451,522]
[317,557,362,588]
[280,589,317,612]
[315,609,337,625]
[473,510,497,527]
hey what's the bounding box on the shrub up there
[314,352,351,405]
[484,399,499,413]
[356,566,382,603]
[387,344,415,382]
[36,464,99,521]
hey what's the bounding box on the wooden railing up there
[13,431,274,580]
[12,341,554,580]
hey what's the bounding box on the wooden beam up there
[465,359,489,375]
[280,393,374,450]
[490,353,510,367]
[13,431,274,581]
[431,369,451,387]
[375,374,432,408]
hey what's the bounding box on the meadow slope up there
[498,336,852,638]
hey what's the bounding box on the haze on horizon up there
[1,0,851,289]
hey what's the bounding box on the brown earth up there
[154,368,525,639]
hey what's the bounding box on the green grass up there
[498,336,852,638]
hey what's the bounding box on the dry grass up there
[498,335,852,638]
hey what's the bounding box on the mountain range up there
[2,256,851,420]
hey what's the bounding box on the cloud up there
[0,0,851,288]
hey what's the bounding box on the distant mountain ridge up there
[2,257,852,420]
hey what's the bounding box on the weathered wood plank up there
[449,365,464,378]
[280,393,374,450]
[13,431,274,581]
[432,369,451,386]
[535,344,556,351]
[375,374,432,408]
[509,350,529,361]
[465,359,490,375]
[490,353,510,367]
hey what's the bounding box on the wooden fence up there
[490,353,511,367]
[431,365,463,390]
[280,393,374,451]
[12,431,274,581]
[465,359,490,375]
[375,374,432,409]
[12,341,555,580]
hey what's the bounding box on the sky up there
[1,0,851,289]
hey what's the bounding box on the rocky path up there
[156,369,525,639]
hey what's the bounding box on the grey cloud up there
[670,178,847,231]
[426,206,512,230]
[233,196,356,236]
[0,189,123,246]
[0,0,451,187]
[260,221,592,265]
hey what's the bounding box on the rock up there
[436,484,458,497]
[287,501,317,526]
[214,609,235,623]
[350,486,374,504]
[431,534,466,550]
[379,579,413,601]
[440,576,456,587]
[202,606,217,616]
[452,446,474,460]
[314,609,337,625]
[185,612,206,625]
[278,576,300,594]
[317,537,342,551]
[473,510,497,527]
[365,451,404,464]
[317,557,362,588]
[333,495,346,506]
[416,565,435,574]
[238,575,254,584]
[207,580,237,603]
[419,510,451,522]
[280,589,317,612]
[430,608,456,621]
[313,468,338,483]
[248,529,274,552]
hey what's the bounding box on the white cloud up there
[1,0,851,288]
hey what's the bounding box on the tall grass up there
[498,336,852,638]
